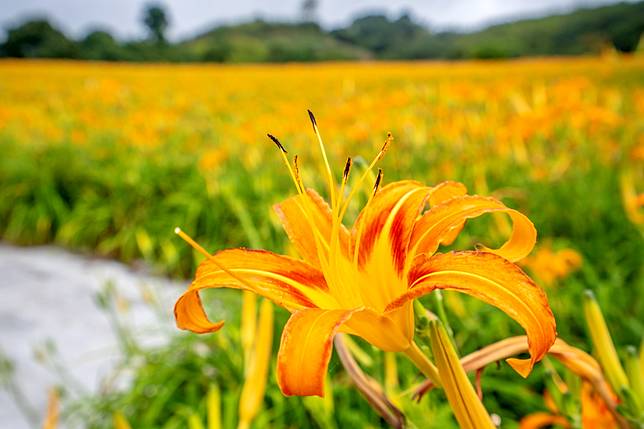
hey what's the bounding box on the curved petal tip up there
[174,290,226,334]
[506,357,533,378]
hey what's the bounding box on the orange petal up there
[175,249,332,334]
[387,251,556,377]
[426,181,469,246]
[581,382,619,429]
[274,189,350,268]
[519,412,570,429]
[277,308,355,396]
[354,180,430,273]
[428,181,468,207]
[409,195,536,262]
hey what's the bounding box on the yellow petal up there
[340,307,412,352]
[277,308,355,396]
[274,188,351,268]
[410,195,536,262]
[175,249,332,334]
[388,251,556,377]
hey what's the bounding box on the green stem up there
[431,290,456,349]
[403,341,441,388]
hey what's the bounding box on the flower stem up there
[404,341,442,388]
[431,290,456,349]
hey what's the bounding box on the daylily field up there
[1,57,643,428]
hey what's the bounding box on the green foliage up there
[1,19,79,58]
[56,285,457,428]
[80,30,125,61]
[183,21,368,63]
[332,13,426,58]
[445,1,644,58]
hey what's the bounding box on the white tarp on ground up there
[0,244,183,429]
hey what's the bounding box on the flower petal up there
[341,306,412,351]
[277,308,355,396]
[426,181,469,246]
[274,189,350,268]
[409,195,536,262]
[428,181,468,207]
[354,180,430,274]
[175,249,332,334]
[387,251,556,377]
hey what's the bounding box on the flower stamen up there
[174,227,260,291]
[338,133,392,223]
[267,135,333,270]
[307,110,336,209]
[267,134,303,194]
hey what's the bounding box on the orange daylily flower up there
[174,117,556,397]
[581,381,619,429]
[519,243,582,287]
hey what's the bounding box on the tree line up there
[1,2,642,62]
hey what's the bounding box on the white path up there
[0,244,184,429]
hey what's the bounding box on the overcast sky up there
[0,0,627,41]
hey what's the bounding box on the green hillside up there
[1,1,642,61]
[181,21,370,62]
[333,1,644,59]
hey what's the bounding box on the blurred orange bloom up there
[520,244,582,287]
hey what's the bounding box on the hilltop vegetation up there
[181,21,369,62]
[0,1,642,62]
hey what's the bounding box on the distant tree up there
[610,19,643,53]
[332,13,427,57]
[300,0,318,23]
[142,3,169,43]
[1,19,78,58]
[80,30,122,60]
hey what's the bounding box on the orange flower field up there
[1,57,642,428]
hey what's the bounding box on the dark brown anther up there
[307,109,318,129]
[381,132,393,154]
[342,157,352,184]
[373,169,383,196]
[267,133,287,153]
[293,155,301,181]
